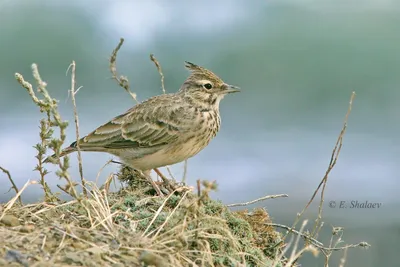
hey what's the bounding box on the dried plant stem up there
[16,66,55,200]
[268,222,369,262]
[289,92,356,238]
[226,193,288,207]
[150,54,180,186]
[287,220,311,265]
[143,189,181,237]
[182,159,188,184]
[152,190,190,238]
[110,38,139,103]
[150,54,166,94]
[36,120,54,200]
[68,61,87,197]
[0,180,37,220]
[0,166,21,204]
[96,159,113,185]
[16,64,78,199]
[267,223,324,247]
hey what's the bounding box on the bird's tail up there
[43,146,77,163]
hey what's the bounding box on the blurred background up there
[0,0,399,266]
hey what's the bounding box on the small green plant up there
[16,65,77,200]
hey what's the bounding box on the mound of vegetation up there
[0,168,286,266]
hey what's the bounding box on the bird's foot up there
[143,171,164,197]
[154,168,177,192]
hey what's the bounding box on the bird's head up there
[179,61,240,107]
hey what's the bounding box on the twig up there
[266,223,323,247]
[287,220,312,266]
[197,180,201,198]
[166,167,175,181]
[320,242,370,252]
[290,92,356,237]
[273,233,293,267]
[226,194,288,207]
[149,54,180,185]
[67,61,87,197]
[0,166,21,204]
[150,54,166,94]
[182,159,188,184]
[267,223,370,254]
[312,92,356,237]
[109,38,139,103]
[56,184,75,196]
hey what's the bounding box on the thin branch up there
[149,54,180,186]
[287,220,311,266]
[68,61,87,197]
[290,92,356,238]
[150,54,166,94]
[0,166,21,204]
[267,223,323,247]
[267,223,370,255]
[166,167,176,181]
[226,194,288,207]
[320,242,370,252]
[196,180,201,198]
[109,38,139,103]
[312,92,356,236]
[182,159,188,184]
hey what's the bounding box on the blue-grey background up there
[0,0,398,266]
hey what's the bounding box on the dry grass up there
[0,174,285,266]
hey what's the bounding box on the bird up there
[45,61,240,195]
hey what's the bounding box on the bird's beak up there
[223,84,240,94]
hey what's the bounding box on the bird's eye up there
[203,83,213,90]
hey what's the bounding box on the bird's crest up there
[184,61,224,87]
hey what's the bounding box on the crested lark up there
[45,61,239,195]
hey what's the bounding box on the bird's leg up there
[153,168,169,183]
[143,170,164,196]
[154,168,176,191]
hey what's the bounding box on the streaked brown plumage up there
[45,61,239,194]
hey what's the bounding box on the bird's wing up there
[75,95,188,150]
